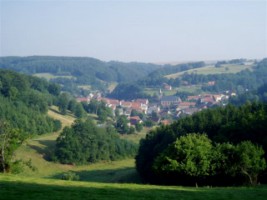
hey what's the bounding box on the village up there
[76,82,236,127]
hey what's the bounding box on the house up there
[131,102,148,114]
[213,94,224,102]
[101,98,120,106]
[136,99,149,105]
[147,105,160,115]
[182,108,199,115]
[161,96,181,107]
[160,119,171,126]
[120,101,132,108]
[163,83,172,90]
[187,95,200,101]
[207,81,216,86]
[200,96,216,105]
[129,116,142,126]
[178,101,196,110]
[123,108,132,117]
[76,97,90,103]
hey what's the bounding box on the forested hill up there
[0,56,161,85]
[0,69,61,135]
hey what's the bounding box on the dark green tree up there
[236,141,266,185]
[153,134,213,185]
[115,115,130,134]
[58,93,69,115]
[74,103,85,118]
[0,121,26,173]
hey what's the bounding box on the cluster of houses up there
[77,90,234,126]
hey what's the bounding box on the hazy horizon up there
[1,0,266,63]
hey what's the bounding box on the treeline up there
[182,58,267,93]
[108,83,149,100]
[138,58,265,94]
[229,83,267,106]
[0,56,161,93]
[136,102,267,185]
[0,69,61,135]
[215,58,247,67]
[138,61,205,87]
[110,59,266,100]
[54,119,137,164]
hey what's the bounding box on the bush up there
[61,171,80,181]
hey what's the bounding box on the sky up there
[0,0,266,63]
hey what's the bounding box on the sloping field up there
[34,73,75,80]
[14,107,139,182]
[1,174,267,200]
[5,105,266,200]
[165,64,254,79]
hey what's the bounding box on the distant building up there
[177,101,196,110]
[163,83,172,90]
[161,96,181,107]
[160,119,171,126]
[76,97,90,103]
[129,116,142,126]
[147,105,160,115]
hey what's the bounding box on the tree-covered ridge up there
[0,69,61,135]
[136,102,267,185]
[55,119,137,164]
[0,56,161,90]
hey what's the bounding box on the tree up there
[0,121,26,173]
[135,123,143,132]
[153,134,213,185]
[55,119,137,164]
[236,141,266,185]
[58,93,69,115]
[74,103,85,118]
[115,115,129,134]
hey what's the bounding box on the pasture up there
[3,105,266,200]
[165,64,254,79]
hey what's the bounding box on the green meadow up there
[34,73,75,80]
[1,107,266,200]
[165,64,254,79]
[1,174,267,200]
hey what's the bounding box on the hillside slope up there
[0,56,161,93]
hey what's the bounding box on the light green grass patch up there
[1,174,267,200]
[165,64,254,79]
[108,82,118,92]
[120,127,150,144]
[48,106,75,128]
[34,73,75,80]
[77,85,92,90]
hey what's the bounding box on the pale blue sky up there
[1,0,266,62]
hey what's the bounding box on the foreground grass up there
[1,174,266,200]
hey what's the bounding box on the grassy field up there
[14,107,139,182]
[144,85,203,96]
[165,64,254,79]
[3,106,267,199]
[34,73,75,80]
[1,174,267,200]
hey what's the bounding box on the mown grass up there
[34,73,75,80]
[1,174,267,200]
[165,64,254,79]
[144,85,203,96]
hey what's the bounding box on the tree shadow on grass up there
[27,139,56,161]
[52,167,142,184]
[2,180,267,200]
[0,180,204,200]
